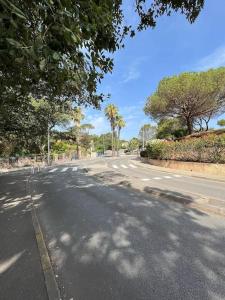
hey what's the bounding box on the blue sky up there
[84,0,225,140]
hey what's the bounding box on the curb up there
[118,180,225,218]
[28,177,60,300]
[132,158,225,183]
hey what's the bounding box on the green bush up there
[145,134,225,163]
[140,150,148,157]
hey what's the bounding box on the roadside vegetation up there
[140,133,225,163]
[139,67,225,164]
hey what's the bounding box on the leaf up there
[9,2,26,20]
[52,52,60,60]
[6,38,22,48]
[39,58,46,70]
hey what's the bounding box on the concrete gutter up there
[28,176,60,300]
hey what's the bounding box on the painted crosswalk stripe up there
[112,165,118,169]
[164,176,172,179]
[49,168,58,173]
[141,178,150,181]
[72,167,78,171]
[173,174,182,178]
[61,167,68,172]
[121,164,128,169]
[153,177,161,180]
[129,164,137,168]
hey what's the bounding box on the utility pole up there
[47,123,50,165]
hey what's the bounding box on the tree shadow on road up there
[0,172,47,300]
[32,170,225,300]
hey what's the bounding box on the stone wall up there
[141,158,225,177]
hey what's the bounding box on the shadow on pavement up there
[0,172,48,300]
[31,169,225,300]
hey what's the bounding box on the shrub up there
[140,150,148,157]
[145,134,225,163]
[146,140,166,159]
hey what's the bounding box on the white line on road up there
[49,168,58,173]
[173,174,182,178]
[164,176,172,179]
[112,165,118,169]
[72,167,78,171]
[141,178,150,181]
[121,164,128,169]
[153,177,161,180]
[129,164,137,168]
[61,167,68,172]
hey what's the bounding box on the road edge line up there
[28,176,60,300]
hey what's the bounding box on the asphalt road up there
[30,157,225,300]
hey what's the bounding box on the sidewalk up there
[0,171,48,300]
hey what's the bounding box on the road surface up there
[29,156,225,300]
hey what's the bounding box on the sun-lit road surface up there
[30,156,225,300]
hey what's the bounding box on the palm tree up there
[71,107,84,159]
[115,115,126,156]
[104,104,118,156]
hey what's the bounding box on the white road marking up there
[153,177,161,180]
[49,168,58,173]
[173,174,182,178]
[164,176,172,179]
[141,178,150,181]
[121,164,128,169]
[61,167,68,172]
[72,167,78,171]
[129,164,137,168]
[112,165,118,169]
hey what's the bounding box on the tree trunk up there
[76,132,81,159]
[111,129,114,156]
[186,117,193,135]
[117,128,120,156]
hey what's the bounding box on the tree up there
[217,119,225,127]
[0,95,72,156]
[92,133,112,153]
[104,104,119,156]
[139,124,156,148]
[144,68,225,134]
[1,1,204,108]
[156,118,187,139]
[70,107,84,159]
[115,115,126,156]
[128,138,140,152]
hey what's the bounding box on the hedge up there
[143,134,225,163]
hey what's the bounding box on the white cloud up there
[122,57,147,83]
[123,66,140,83]
[85,114,110,135]
[196,45,225,71]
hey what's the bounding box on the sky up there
[84,0,225,140]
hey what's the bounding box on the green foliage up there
[128,138,140,151]
[0,1,204,108]
[156,118,187,139]
[52,141,69,154]
[140,150,148,157]
[146,140,165,159]
[145,68,225,134]
[92,133,112,152]
[145,134,225,163]
[217,119,225,127]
